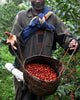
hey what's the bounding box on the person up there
[5,0,79,100]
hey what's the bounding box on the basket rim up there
[24,55,60,62]
[23,55,64,83]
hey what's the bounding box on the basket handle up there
[61,47,77,75]
[11,45,77,73]
[11,43,24,69]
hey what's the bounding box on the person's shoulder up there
[17,9,27,15]
[50,11,58,18]
[17,7,32,16]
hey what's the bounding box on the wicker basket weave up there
[23,55,64,96]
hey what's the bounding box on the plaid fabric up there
[37,30,44,51]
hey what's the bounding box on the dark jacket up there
[10,7,74,70]
[10,7,75,100]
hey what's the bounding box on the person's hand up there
[5,32,17,50]
[68,39,78,50]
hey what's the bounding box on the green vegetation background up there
[0,0,80,100]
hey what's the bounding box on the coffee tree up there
[0,0,80,100]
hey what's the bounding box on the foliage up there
[45,0,80,39]
[0,45,15,100]
[46,47,80,100]
[0,2,28,44]
[0,0,80,100]
[45,0,80,99]
[0,2,28,100]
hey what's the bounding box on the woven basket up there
[23,55,64,96]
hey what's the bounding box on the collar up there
[26,7,45,18]
[26,7,33,18]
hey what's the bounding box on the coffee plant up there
[0,0,80,100]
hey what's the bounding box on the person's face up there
[30,0,45,11]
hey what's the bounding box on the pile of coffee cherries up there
[25,63,57,81]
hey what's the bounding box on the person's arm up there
[5,12,25,55]
[11,11,24,47]
[54,15,79,54]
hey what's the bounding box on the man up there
[5,0,79,100]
